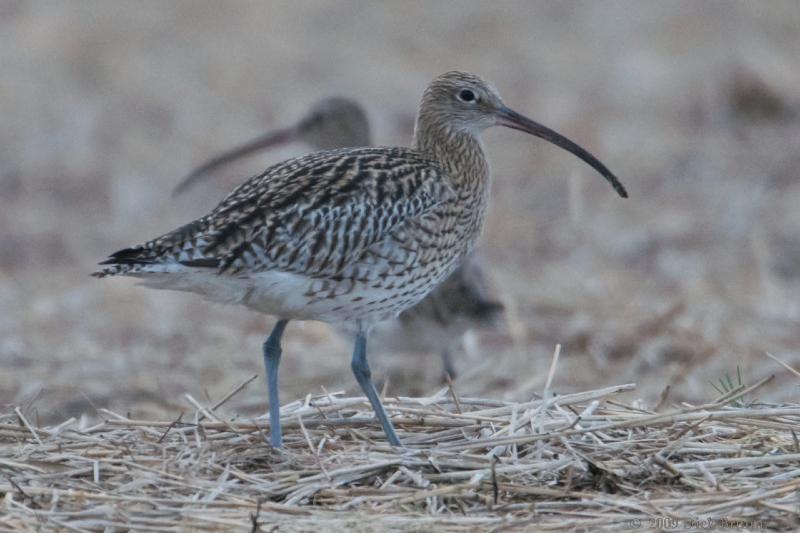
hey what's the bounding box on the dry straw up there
[1,372,799,531]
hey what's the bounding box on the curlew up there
[94,71,627,448]
[172,98,371,196]
[173,96,505,379]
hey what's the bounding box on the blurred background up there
[2,1,799,423]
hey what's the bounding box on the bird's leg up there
[440,347,457,383]
[350,334,402,447]
[263,319,289,448]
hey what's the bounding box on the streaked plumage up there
[95,71,627,447]
[173,96,505,378]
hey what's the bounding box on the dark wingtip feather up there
[98,246,153,266]
[179,258,219,268]
[91,264,123,278]
[92,246,155,278]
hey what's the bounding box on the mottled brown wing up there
[179,147,454,276]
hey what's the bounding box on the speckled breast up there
[312,178,490,327]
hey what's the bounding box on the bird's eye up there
[457,89,477,103]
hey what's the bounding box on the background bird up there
[172,98,372,196]
[94,71,626,447]
[174,96,507,380]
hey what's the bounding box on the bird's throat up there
[413,122,490,193]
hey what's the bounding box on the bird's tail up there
[93,219,214,278]
[91,245,161,278]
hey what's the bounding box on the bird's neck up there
[412,118,492,280]
[413,121,489,191]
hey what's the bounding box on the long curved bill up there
[496,107,628,198]
[172,125,300,196]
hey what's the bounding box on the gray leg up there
[440,348,457,382]
[350,334,402,447]
[263,319,289,447]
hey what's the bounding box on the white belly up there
[134,266,409,329]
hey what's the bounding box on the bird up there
[172,96,506,380]
[172,97,371,196]
[94,71,627,448]
[388,251,504,380]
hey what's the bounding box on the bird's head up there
[298,97,372,150]
[172,97,372,196]
[418,71,627,198]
